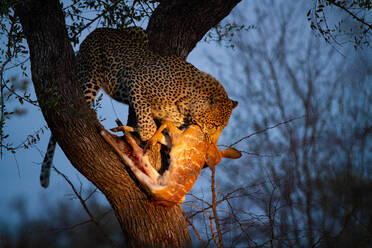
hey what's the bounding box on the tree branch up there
[230,115,306,147]
[147,0,242,58]
[326,0,372,30]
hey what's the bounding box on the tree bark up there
[147,0,242,58]
[14,0,241,247]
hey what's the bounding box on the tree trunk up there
[14,0,241,247]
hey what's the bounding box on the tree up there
[1,0,371,247]
[1,0,242,246]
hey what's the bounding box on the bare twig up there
[184,202,216,245]
[69,0,122,40]
[187,187,246,219]
[230,115,305,147]
[3,83,39,107]
[42,209,113,233]
[14,125,48,150]
[84,187,99,201]
[0,14,16,158]
[187,192,212,207]
[209,207,219,248]
[211,166,224,247]
[4,56,29,72]
[326,0,372,30]
[53,167,117,248]
[185,215,208,248]
[225,198,258,247]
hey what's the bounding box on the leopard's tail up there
[40,135,57,188]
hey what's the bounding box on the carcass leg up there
[100,129,161,188]
[144,121,182,152]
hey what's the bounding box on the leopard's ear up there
[232,100,238,109]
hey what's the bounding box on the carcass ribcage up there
[150,125,208,206]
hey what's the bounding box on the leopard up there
[40,27,238,188]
